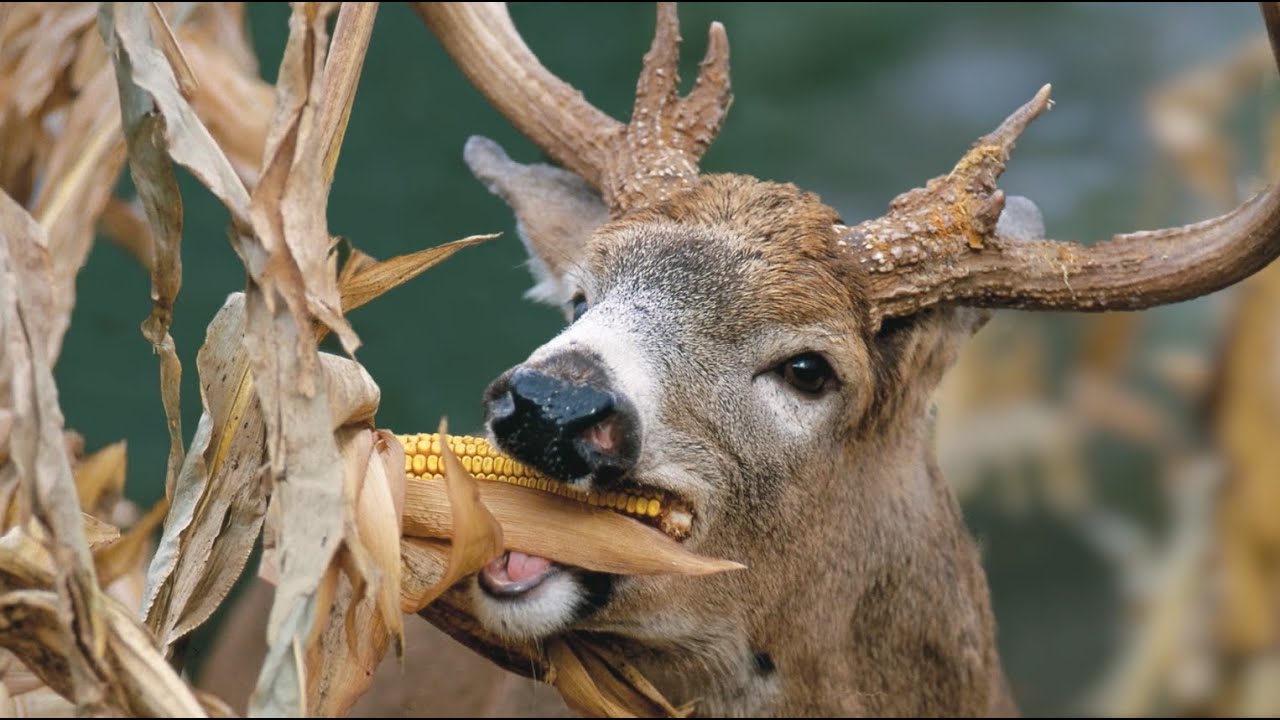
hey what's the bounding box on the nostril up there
[581,415,621,456]
[486,364,637,481]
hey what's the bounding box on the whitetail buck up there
[198,3,1280,717]
[398,2,1280,716]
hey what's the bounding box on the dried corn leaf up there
[549,638,637,718]
[338,234,497,314]
[0,3,100,204]
[416,423,505,609]
[576,641,692,718]
[304,427,405,717]
[0,527,208,716]
[403,475,743,576]
[400,537,449,613]
[94,497,167,588]
[315,2,377,185]
[31,67,127,354]
[245,5,379,714]
[101,2,251,225]
[72,441,125,516]
[557,637,691,718]
[108,1,188,498]
[195,689,238,718]
[1214,259,1280,655]
[0,589,77,702]
[82,514,120,552]
[177,7,273,186]
[102,598,205,717]
[145,2,197,96]
[143,293,267,648]
[0,649,75,717]
[0,189,105,713]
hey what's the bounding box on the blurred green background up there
[54,3,1267,715]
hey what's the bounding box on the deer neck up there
[625,405,1007,717]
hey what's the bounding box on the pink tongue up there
[505,550,552,583]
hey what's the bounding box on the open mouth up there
[399,433,694,540]
[478,550,563,597]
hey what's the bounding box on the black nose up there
[485,363,637,481]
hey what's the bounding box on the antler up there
[849,2,1280,323]
[415,2,730,215]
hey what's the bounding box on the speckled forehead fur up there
[592,174,871,332]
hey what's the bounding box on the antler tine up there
[603,4,732,212]
[633,2,683,120]
[629,2,731,149]
[682,21,733,158]
[849,2,1280,324]
[420,2,731,216]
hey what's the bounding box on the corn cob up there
[397,433,692,538]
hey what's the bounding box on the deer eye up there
[777,353,835,395]
[571,294,588,322]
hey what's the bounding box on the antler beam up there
[416,2,731,215]
[850,1,1280,321]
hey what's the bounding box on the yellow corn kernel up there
[395,433,687,536]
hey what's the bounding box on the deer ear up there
[464,136,608,305]
[995,195,1044,242]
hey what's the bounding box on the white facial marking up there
[526,299,660,434]
[468,572,584,641]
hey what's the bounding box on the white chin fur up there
[467,571,584,641]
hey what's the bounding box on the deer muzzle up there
[484,351,640,484]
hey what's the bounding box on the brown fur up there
[201,171,1014,718]
[482,169,1012,716]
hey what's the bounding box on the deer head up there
[416,3,1280,715]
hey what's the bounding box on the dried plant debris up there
[9,1,741,718]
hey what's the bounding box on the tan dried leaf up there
[0,527,210,716]
[246,6,384,714]
[82,514,120,553]
[557,637,696,718]
[177,7,273,186]
[304,427,405,717]
[0,650,75,717]
[0,189,105,713]
[399,537,449,613]
[417,423,504,609]
[403,476,742,576]
[143,294,267,648]
[1214,259,1280,654]
[101,2,252,225]
[339,234,498,314]
[71,441,126,517]
[315,2,378,185]
[94,497,167,588]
